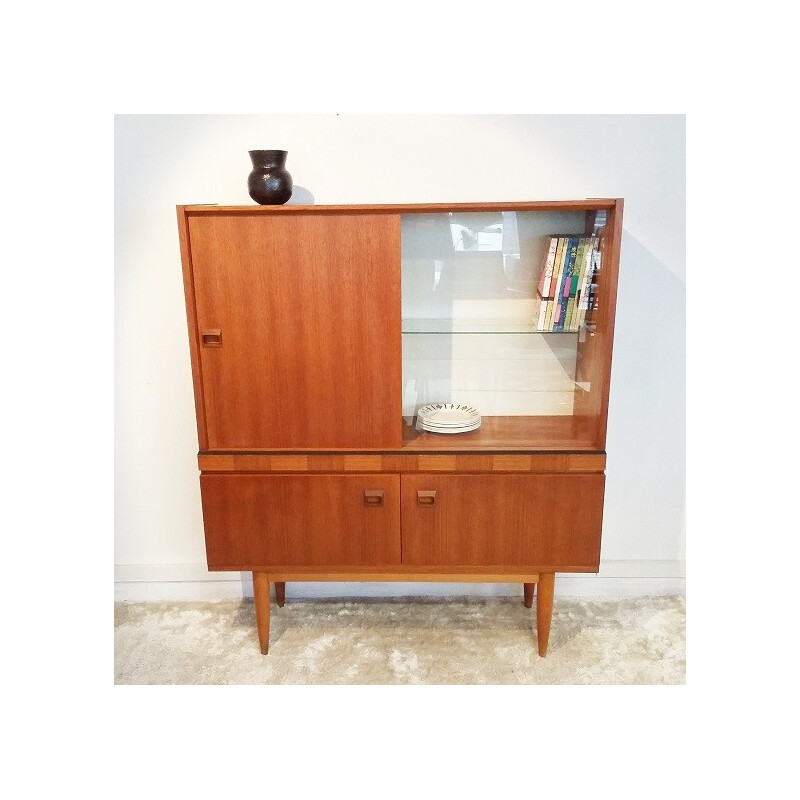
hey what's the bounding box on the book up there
[588,246,602,311]
[532,234,605,332]
[533,236,559,330]
[536,299,547,330]
[543,236,566,331]
[570,238,587,301]
[564,296,576,331]
[574,238,601,330]
[550,237,570,328]
[534,235,566,331]
[572,236,596,331]
[553,237,578,331]
[536,236,559,297]
[562,237,586,332]
[542,298,552,329]
[577,240,595,309]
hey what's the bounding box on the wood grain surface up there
[197,451,607,473]
[182,200,619,215]
[401,473,605,568]
[200,474,401,568]
[187,212,402,449]
[401,416,599,451]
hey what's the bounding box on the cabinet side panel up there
[177,206,209,449]
[188,213,402,449]
[401,473,605,569]
[593,199,623,446]
[573,200,623,447]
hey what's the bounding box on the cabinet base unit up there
[250,570,556,656]
[178,200,623,658]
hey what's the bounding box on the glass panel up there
[400,209,610,449]
[402,331,578,418]
[401,210,587,330]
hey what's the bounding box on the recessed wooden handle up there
[202,329,222,347]
[364,490,384,507]
[417,490,436,506]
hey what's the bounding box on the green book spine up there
[564,296,576,331]
[554,238,578,331]
[570,238,587,298]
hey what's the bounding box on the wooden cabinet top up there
[179,199,622,215]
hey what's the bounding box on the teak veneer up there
[178,199,623,657]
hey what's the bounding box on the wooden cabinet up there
[178,200,623,657]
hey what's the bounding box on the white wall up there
[114,114,685,601]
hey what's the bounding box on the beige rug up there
[114,595,685,685]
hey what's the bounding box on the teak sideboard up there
[177,200,623,656]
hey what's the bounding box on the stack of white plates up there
[417,403,481,434]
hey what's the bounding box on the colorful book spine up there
[536,299,547,330]
[531,235,605,333]
[572,237,596,331]
[541,236,567,331]
[534,236,559,330]
[564,237,586,331]
[544,236,565,298]
[575,238,601,329]
[553,237,578,331]
[544,236,569,331]
[532,295,543,330]
[570,238,587,301]
[537,237,558,297]
[564,296,576,331]
[588,246,602,312]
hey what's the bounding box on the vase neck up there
[249,150,287,168]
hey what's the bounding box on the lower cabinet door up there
[200,474,401,568]
[401,474,605,569]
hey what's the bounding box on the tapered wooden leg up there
[523,582,534,608]
[536,573,555,657]
[275,581,286,607]
[253,571,271,655]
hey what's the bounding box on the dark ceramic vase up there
[247,150,293,205]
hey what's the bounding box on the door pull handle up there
[201,329,222,347]
[417,490,437,506]
[364,490,384,507]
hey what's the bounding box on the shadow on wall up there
[603,230,685,557]
[286,186,315,204]
[612,231,685,435]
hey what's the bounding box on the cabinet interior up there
[400,207,611,451]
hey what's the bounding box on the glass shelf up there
[402,318,583,335]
